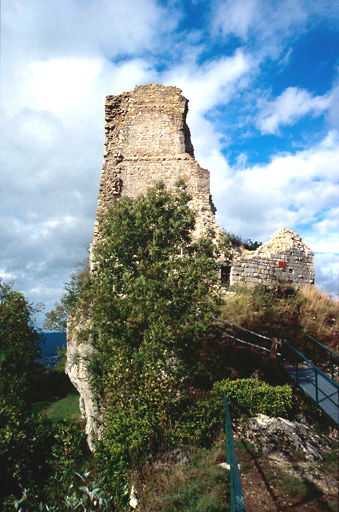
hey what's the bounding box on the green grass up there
[45,392,80,421]
[137,436,230,512]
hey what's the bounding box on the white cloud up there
[257,87,332,134]
[27,59,104,115]
[2,0,174,60]
[314,253,339,297]
[211,0,307,53]
[1,0,339,322]
[211,132,339,253]
[163,49,252,115]
[212,0,260,40]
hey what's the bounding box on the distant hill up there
[38,331,66,369]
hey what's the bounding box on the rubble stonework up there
[94,83,224,243]
[230,228,314,288]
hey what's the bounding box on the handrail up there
[223,333,272,353]
[224,395,246,512]
[283,339,339,424]
[283,340,339,388]
[214,317,272,341]
[303,332,339,359]
[214,317,275,353]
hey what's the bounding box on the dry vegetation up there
[220,285,338,352]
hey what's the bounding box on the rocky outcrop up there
[237,414,333,461]
[236,414,337,494]
[66,315,101,451]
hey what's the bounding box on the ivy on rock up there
[76,182,231,467]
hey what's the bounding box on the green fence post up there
[315,368,319,404]
[224,395,246,512]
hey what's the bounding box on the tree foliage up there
[72,182,231,470]
[0,279,42,405]
[44,264,90,332]
[226,232,262,251]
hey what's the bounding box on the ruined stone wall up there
[230,228,314,288]
[94,83,224,242]
[67,85,315,450]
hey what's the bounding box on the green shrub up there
[173,379,294,447]
[213,378,294,418]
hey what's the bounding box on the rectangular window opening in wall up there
[220,265,231,284]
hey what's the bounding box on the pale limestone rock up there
[237,414,333,461]
[66,315,101,451]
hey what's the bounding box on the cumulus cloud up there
[212,131,339,250]
[1,0,338,326]
[257,87,332,134]
[3,0,175,60]
[314,253,339,297]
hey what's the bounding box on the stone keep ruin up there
[93,83,314,288]
[93,83,225,244]
[67,83,314,449]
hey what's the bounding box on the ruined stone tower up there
[94,83,224,243]
[67,83,315,450]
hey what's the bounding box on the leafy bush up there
[213,378,294,418]
[172,378,294,447]
[13,471,114,512]
[2,418,89,511]
[70,183,231,468]
[0,279,44,405]
[226,232,262,251]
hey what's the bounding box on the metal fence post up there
[224,395,246,512]
[315,368,319,404]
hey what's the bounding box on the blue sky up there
[1,0,338,325]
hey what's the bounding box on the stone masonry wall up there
[94,83,224,243]
[230,228,314,288]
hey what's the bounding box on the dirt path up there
[236,439,338,512]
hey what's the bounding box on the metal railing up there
[223,395,246,512]
[282,340,339,426]
[215,316,338,424]
[302,332,339,382]
[214,317,275,354]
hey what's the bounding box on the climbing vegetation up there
[77,182,232,482]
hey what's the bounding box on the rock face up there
[230,228,314,288]
[237,414,333,461]
[66,315,100,451]
[94,83,224,244]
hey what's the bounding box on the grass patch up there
[275,469,322,500]
[220,284,338,352]
[137,436,230,512]
[45,392,80,421]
